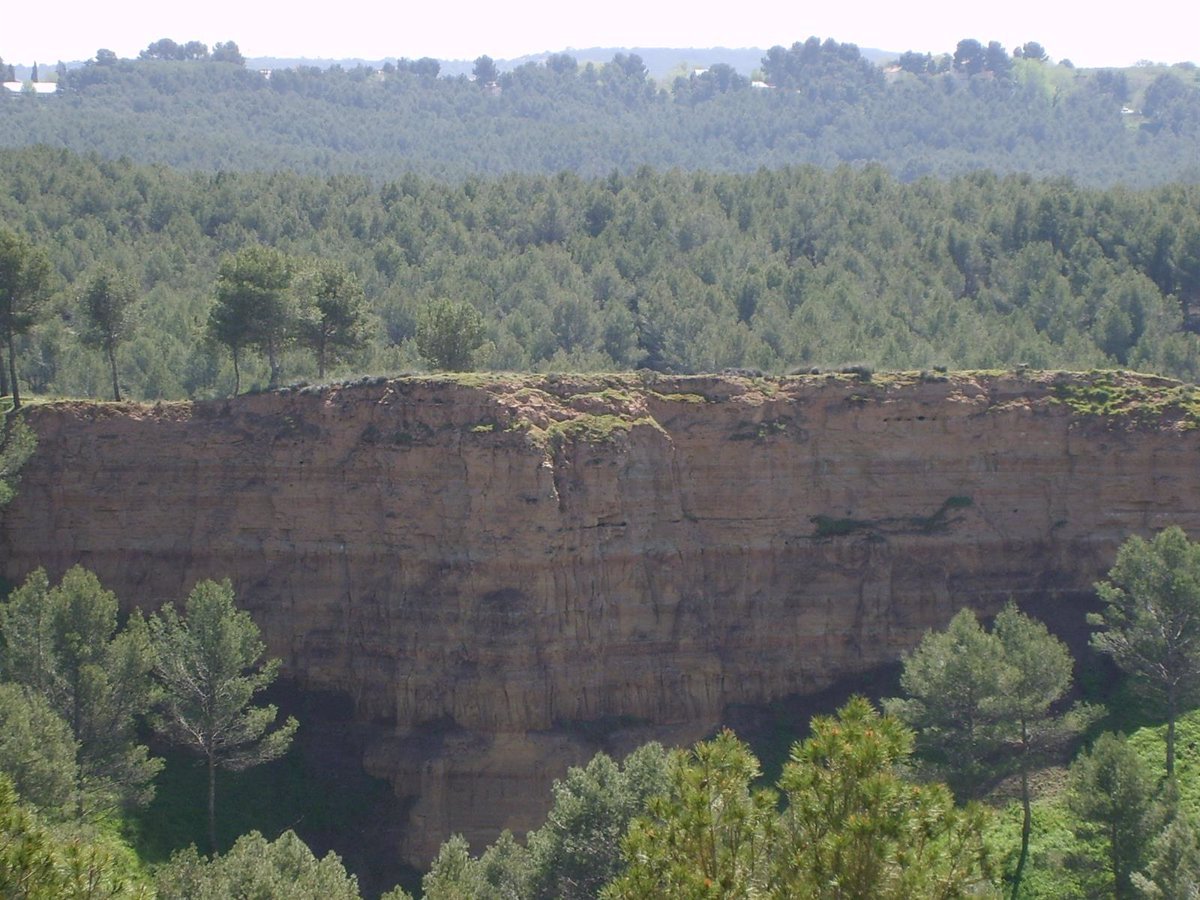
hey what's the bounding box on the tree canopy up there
[155,829,360,900]
[0,683,77,817]
[0,227,50,407]
[207,245,294,392]
[294,259,369,379]
[1092,527,1200,778]
[78,265,138,401]
[1068,732,1158,898]
[0,414,34,508]
[0,153,1199,399]
[414,298,485,372]
[148,579,297,851]
[605,699,992,898]
[0,566,160,818]
[885,604,1098,897]
[0,774,151,900]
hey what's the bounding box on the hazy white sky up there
[4,0,1197,68]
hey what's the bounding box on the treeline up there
[0,39,1197,184]
[2,150,1200,401]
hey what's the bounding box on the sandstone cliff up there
[3,370,1198,863]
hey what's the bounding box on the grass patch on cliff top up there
[1052,371,1200,427]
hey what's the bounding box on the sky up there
[3,0,1197,69]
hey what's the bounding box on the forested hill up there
[1,38,1198,185]
[5,149,1200,402]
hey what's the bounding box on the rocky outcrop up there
[3,370,1199,863]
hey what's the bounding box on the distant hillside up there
[0,39,1197,186]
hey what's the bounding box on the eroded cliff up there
[3,370,1198,863]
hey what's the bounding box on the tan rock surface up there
[3,371,1198,864]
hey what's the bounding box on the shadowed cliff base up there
[126,682,415,898]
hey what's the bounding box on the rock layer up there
[3,371,1198,863]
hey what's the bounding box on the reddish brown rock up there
[3,371,1197,864]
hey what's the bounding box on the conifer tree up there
[886,605,1097,899]
[148,579,297,851]
[1092,527,1200,779]
[0,567,160,818]
[0,229,50,408]
[79,265,138,401]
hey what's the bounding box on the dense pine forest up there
[1,152,1200,400]
[4,33,1200,899]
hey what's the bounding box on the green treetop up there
[207,245,295,393]
[605,699,992,899]
[295,259,370,379]
[0,566,160,818]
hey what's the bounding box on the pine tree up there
[148,579,297,851]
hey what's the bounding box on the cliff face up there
[3,371,1198,862]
